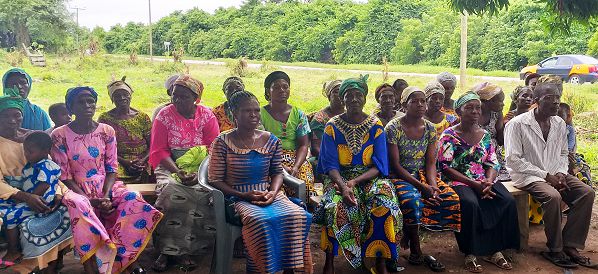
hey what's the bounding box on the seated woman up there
[309,80,344,159]
[473,82,509,182]
[51,86,162,274]
[98,76,152,183]
[0,89,72,274]
[149,74,220,272]
[386,87,461,272]
[315,75,402,274]
[261,71,315,196]
[2,68,52,131]
[424,81,459,136]
[213,76,245,132]
[436,72,458,116]
[504,86,533,125]
[209,90,313,274]
[437,92,519,273]
[374,84,403,126]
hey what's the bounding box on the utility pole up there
[71,6,86,52]
[459,11,468,92]
[148,0,153,61]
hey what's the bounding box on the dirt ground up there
[3,197,598,274]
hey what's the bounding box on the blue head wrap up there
[65,86,98,115]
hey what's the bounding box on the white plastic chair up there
[197,157,306,274]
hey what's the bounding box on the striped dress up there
[208,132,313,274]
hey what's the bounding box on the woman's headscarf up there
[510,86,532,101]
[437,72,457,84]
[322,80,342,98]
[524,73,540,86]
[374,83,395,102]
[264,71,290,101]
[164,74,180,90]
[222,76,245,94]
[107,76,133,100]
[400,86,424,105]
[65,86,98,115]
[339,74,369,100]
[0,87,24,113]
[2,68,32,95]
[173,74,204,100]
[472,82,502,100]
[424,81,445,99]
[537,75,563,95]
[454,91,481,110]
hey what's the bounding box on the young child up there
[1,132,62,264]
[46,103,71,134]
[559,102,592,185]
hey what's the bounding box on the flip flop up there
[465,255,483,273]
[567,254,598,269]
[0,257,21,269]
[483,252,512,270]
[541,251,578,269]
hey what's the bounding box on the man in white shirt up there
[505,82,595,269]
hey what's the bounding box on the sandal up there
[151,254,169,272]
[541,251,578,268]
[464,255,483,273]
[483,252,512,270]
[424,255,446,272]
[566,253,598,269]
[0,258,18,269]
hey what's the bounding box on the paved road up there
[147,57,521,83]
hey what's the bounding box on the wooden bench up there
[308,181,530,250]
[22,43,46,67]
[127,183,158,196]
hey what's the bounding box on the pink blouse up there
[149,104,219,168]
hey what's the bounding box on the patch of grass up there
[2,53,597,172]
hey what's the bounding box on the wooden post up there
[459,11,468,92]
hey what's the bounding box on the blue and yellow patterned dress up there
[385,118,461,231]
[315,114,402,269]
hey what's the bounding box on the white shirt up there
[504,110,569,188]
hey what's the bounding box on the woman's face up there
[172,85,197,115]
[71,91,97,119]
[426,93,444,112]
[269,79,290,103]
[328,86,343,108]
[111,89,131,109]
[225,82,243,101]
[0,108,23,131]
[234,98,261,129]
[528,77,538,90]
[485,91,505,113]
[441,81,456,100]
[405,92,427,117]
[378,89,395,111]
[458,100,482,125]
[343,89,365,113]
[516,89,533,109]
[5,74,30,99]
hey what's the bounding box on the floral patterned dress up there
[385,119,461,231]
[51,124,162,274]
[315,115,402,269]
[212,102,235,132]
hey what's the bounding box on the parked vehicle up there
[520,55,598,84]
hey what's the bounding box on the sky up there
[67,0,244,30]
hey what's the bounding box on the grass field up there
[1,53,596,175]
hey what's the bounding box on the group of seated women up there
[0,67,594,274]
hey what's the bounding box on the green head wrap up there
[2,68,32,95]
[339,74,368,100]
[0,87,24,114]
[454,91,481,110]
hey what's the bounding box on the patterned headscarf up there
[65,86,98,115]
[538,75,563,85]
[264,71,290,101]
[173,74,204,99]
[339,74,369,100]
[2,68,32,96]
[164,74,180,90]
[107,76,133,100]
[222,76,245,94]
[437,72,457,84]
[424,81,445,99]
[454,91,481,110]
[472,82,502,100]
[374,83,395,102]
[0,87,24,113]
[323,80,342,98]
[510,86,532,101]
[400,86,424,105]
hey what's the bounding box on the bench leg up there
[515,194,530,251]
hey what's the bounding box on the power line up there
[71,6,86,51]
